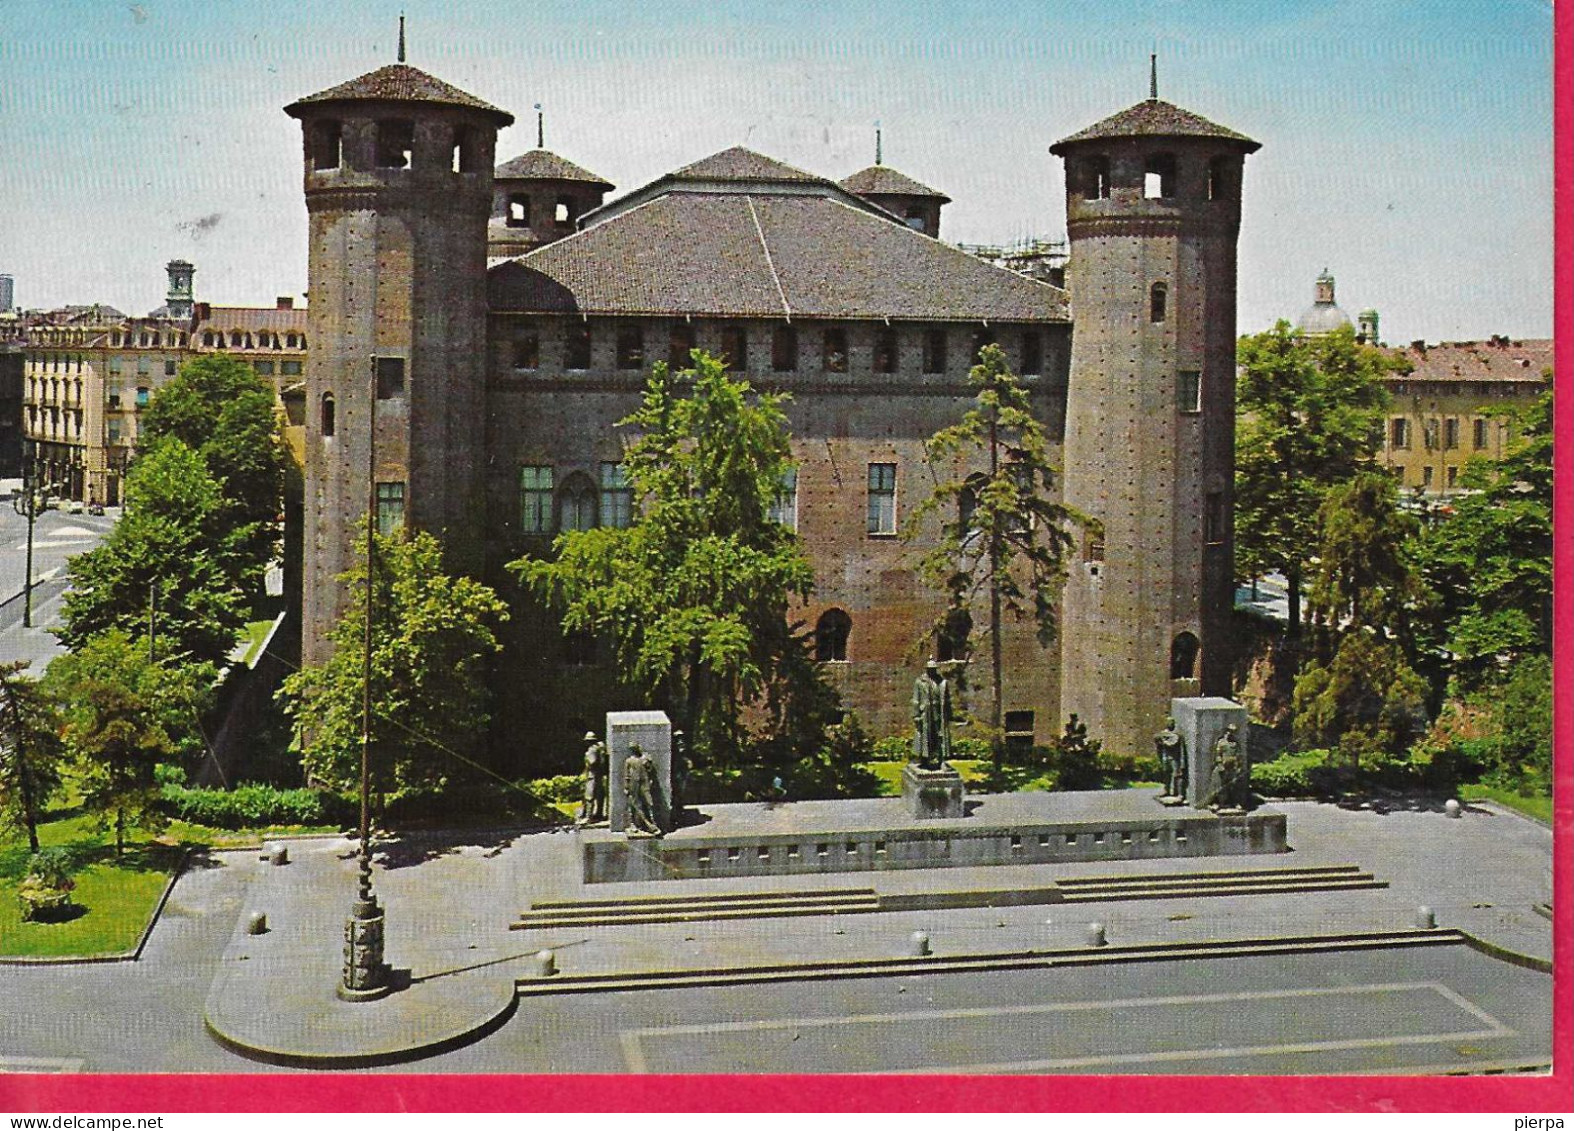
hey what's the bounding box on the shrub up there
[159,783,342,829]
[18,848,76,922]
[1250,749,1335,797]
[521,774,586,806]
[871,736,911,762]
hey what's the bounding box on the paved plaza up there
[0,795,1555,1075]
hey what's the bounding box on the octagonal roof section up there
[495,149,613,190]
[839,165,951,203]
[1050,98,1258,155]
[285,63,514,127]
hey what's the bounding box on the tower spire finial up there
[1150,52,1158,100]
[397,13,406,63]
[535,103,544,149]
[874,119,882,166]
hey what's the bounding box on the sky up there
[0,0,1555,342]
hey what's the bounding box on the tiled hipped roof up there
[1051,98,1259,152]
[489,192,1068,323]
[285,63,513,124]
[1386,339,1552,384]
[495,150,613,189]
[839,165,950,202]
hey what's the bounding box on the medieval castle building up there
[282,56,1260,768]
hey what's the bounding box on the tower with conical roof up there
[488,149,614,258]
[1049,75,1259,756]
[285,50,513,664]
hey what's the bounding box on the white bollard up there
[1444,799,1462,819]
[1415,905,1437,930]
[529,949,557,977]
[909,930,931,957]
[246,911,268,935]
[1085,921,1108,948]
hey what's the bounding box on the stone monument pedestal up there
[901,762,966,820]
[607,710,672,833]
[1171,696,1249,809]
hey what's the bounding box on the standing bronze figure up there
[623,744,663,836]
[1207,724,1249,811]
[1155,717,1186,802]
[911,660,953,770]
[579,731,607,824]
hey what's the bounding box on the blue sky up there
[0,0,1554,341]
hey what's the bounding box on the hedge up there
[159,783,344,829]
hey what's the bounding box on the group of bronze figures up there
[578,663,1252,833]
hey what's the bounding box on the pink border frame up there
[4,3,1570,1112]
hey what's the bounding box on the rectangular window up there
[721,325,748,371]
[164,360,177,376]
[1443,418,1460,450]
[867,463,896,535]
[108,356,122,375]
[768,467,798,530]
[375,482,405,536]
[136,356,150,375]
[822,328,848,373]
[1178,370,1202,413]
[520,466,554,534]
[375,356,405,399]
[107,419,121,442]
[513,332,540,370]
[771,325,798,372]
[254,360,275,376]
[1390,418,1410,449]
[375,119,415,169]
[1021,331,1042,376]
[1446,465,1458,489]
[668,322,696,368]
[615,326,644,371]
[1423,466,1434,488]
[1423,419,1440,450]
[923,329,947,374]
[1473,418,1488,450]
[599,462,632,529]
[1084,528,1105,562]
[507,193,530,228]
[281,361,303,376]
[1204,491,1226,544]
[135,387,150,408]
[564,325,592,370]
[873,329,897,374]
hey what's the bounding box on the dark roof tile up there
[495,149,613,189]
[670,147,828,184]
[285,64,513,125]
[839,165,950,203]
[1051,98,1258,153]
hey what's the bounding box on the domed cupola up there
[1296,269,1353,335]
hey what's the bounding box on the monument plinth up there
[606,710,671,833]
[901,762,966,820]
[1171,697,1248,810]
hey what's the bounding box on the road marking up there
[0,1055,85,1073]
[618,981,1515,1074]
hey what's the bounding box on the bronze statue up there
[579,731,607,824]
[623,744,663,835]
[1208,724,1249,811]
[1155,717,1186,801]
[911,660,953,769]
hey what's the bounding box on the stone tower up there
[285,63,512,664]
[165,260,195,320]
[1050,93,1259,756]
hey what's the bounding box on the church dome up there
[1296,269,1352,335]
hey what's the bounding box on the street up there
[0,504,116,669]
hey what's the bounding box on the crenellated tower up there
[285,60,512,664]
[1050,86,1259,756]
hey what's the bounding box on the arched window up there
[1150,282,1168,323]
[1170,632,1200,680]
[320,392,335,437]
[375,119,415,169]
[558,473,597,531]
[815,608,851,662]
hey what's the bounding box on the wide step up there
[514,888,879,930]
[1056,865,1384,902]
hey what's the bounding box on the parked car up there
[63,499,84,514]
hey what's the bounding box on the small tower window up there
[1021,330,1043,376]
[1081,155,1110,201]
[616,326,644,371]
[450,126,475,173]
[311,120,342,170]
[375,357,405,399]
[922,328,947,374]
[1144,153,1176,199]
[1150,282,1168,323]
[815,608,851,662]
[904,206,927,231]
[1207,156,1231,201]
[555,196,574,226]
[721,325,748,371]
[1178,371,1202,414]
[1204,492,1226,544]
[375,482,405,535]
[668,322,696,368]
[513,332,540,370]
[565,324,592,370]
[873,328,898,374]
[375,120,415,169]
[822,328,848,373]
[1170,632,1200,680]
[320,392,336,437]
[507,194,531,228]
[771,325,798,372]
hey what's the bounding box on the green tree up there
[140,354,288,586]
[1416,384,1553,685]
[1235,323,1402,631]
[1307,470,1425,642]
[0,661,67,854]
[280,524,509,796]
[1292,631,1428,776]
[907,343,1085,757]
[511,352,818,770]
[59,440,249,666]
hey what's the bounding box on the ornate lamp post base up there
[337,853,391,1002]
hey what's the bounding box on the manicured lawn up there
[1459,783,1554,825]
[231,617,278,668]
